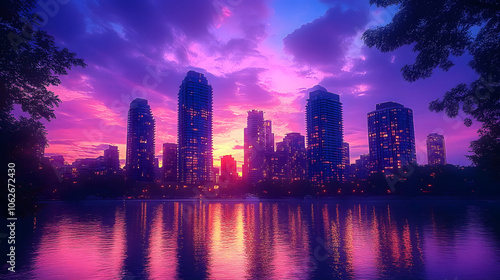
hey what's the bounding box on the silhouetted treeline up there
[25,163,499,202]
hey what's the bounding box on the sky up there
[37,0,480,169]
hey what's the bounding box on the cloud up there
[283,6,368,70]
[40,0,477,167]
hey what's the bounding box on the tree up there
[362,0,499,178]
[1,0,85,151]
[0,0,85,201]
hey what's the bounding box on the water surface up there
[3,199,500,279]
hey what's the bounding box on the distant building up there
[220,155,238,185]
[126,98,156,181]
[154,158,162,181]
[306,86,344,185]
[49,155,65,167]
[212,167,219,184]
[272,141,287,181]
[73,158,98,178]
[427,133,446,165]
[341,142,350,168]
[243,110,274,184]
[162,143,177,182]
[103,145,120,175]
[47,155,72,180]
[263,120,274,180]
[341,142,350,182]
[367,101,416,174]
[281,133,307,182]
[178,71,213,186]
[354,154,371,180]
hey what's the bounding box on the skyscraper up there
[243,110,274,184]
[341,142,350,182]
[367,101,416,174]
[263,120,274,179]
[244,110,265,183]
[178,71,213,186]
[162,143,177,182]
[126,98,155,181]
[306,86,344,185]
[427,133,446,165]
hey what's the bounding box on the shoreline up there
[36,195,500,203]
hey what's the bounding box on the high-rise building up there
[104,145,120,175]
[220,155,237,185]
[341,142,350,168]
[341,142,350,182]
[282,133,307,182]
[178,71,213,186]
[243,110,274,184]
[126,98,155,181]
[427,133,446,165]
[367,101,416,174]
[263,120,274,179]
[272,141,287,181]
[306,86,344,185]
[162,143,177,182]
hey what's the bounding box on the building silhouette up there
[306,86,344,185]
[281,132,307,182]
[272,141,287,181]
[162,143,177,182]
[427,133,446,165]
[243,110,274,184]
[341,142,350,182]
[263,120,274,179]
[220,155,238,185]
[354,154,370,180]
[367,101,416,174]
[126,98,155,181]
[103,145,120,175]
[178,71,213,186]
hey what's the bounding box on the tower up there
[306,86,344,185]
[178,71,213,186]
[427,133,446,165]
[126,98,155,181]
[367,101,416,174]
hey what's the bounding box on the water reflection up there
[6,200,500,279]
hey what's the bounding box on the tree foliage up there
[0,0,85,204]
[1,0,85,155]
[363,0,500,177]
[1,0,86,120]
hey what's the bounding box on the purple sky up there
[37,0,479,168]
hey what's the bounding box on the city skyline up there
[36,0,480,169]
[48,83,446,182]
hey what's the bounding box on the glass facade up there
[243,110,274,184]
[306,86,344,185]
[367,101,416,173]
[427,133,446,165]
[178,71,213,186]
[126,98,155,181]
